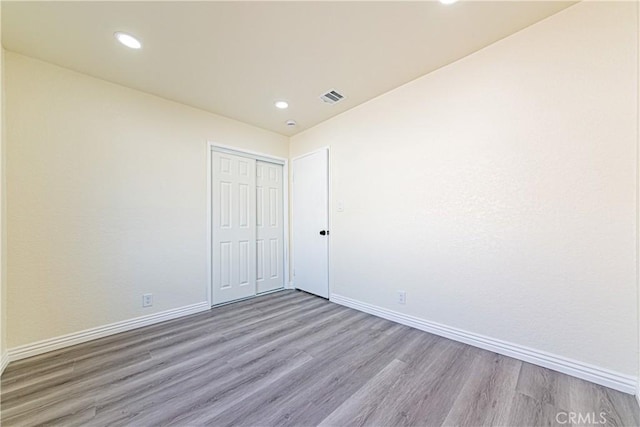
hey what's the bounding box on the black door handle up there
[319,230,327,236]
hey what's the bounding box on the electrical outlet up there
[143,293,153,307]
[397,290,406,305]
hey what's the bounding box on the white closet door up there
[256,161,284,293]
[212,152,257,305]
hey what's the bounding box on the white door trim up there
[206,141,290,307]
[291,146,330,162]
[212,142,287,165]
[291,146,331,298]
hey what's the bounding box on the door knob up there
[319,230,327,236]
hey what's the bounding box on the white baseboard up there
[636,393,640,410]
[330,293,637,395]
[8,301,210,363]
[1,350,9,374]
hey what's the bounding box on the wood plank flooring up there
[2,290,639,426]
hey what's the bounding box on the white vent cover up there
[320,89,345,105]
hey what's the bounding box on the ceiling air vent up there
[320,89,345,105]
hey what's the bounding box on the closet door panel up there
[256,161,284,293]
[212,152,257,304]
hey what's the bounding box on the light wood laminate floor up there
[2,290,639,426]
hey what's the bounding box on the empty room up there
[1,0,640,426]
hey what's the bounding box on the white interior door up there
[292,148,329,298]
[212,151,256,305]
[256,161,284,293]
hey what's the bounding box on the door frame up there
[291,146,332,299]
[206,141,290,307]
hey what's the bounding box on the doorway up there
[209,144,288,306]
[292,148,330,298]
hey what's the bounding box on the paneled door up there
[292,148,329,298]
[211,151,257,305]
[256,161,285,293]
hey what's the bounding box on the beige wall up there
[5,52,288,348]
[291,1,638,376]
[637,0,640,401]
[1,5,6,365]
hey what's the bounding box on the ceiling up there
[2,1,575,136]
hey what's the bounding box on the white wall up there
[5,52,288,349]
[291,1,638,377]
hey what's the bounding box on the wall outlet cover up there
[143,293,153,307]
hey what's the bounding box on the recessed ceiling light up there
[114,32,142,49]
[286,120,297,127]
[274,101,289,109]
[439,0,458,4]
